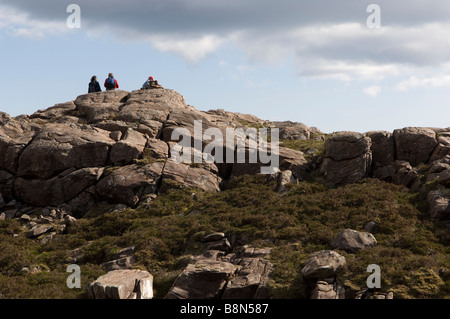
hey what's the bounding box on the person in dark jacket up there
[104,73,119,90]
[88,76,102,93]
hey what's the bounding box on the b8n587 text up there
[224,303,269,314]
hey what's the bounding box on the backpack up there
[106,77,116,89]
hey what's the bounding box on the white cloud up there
[363,85,382,97]
[396,75,450,91]
[149,34,226,63]
[0,5,67,38]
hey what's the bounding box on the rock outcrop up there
[320,132,372,186]
[331,229,377,254]
[393,127,438,166]
[0,89,315,217]
[87,269,153,299]
[301,250,347,299]
[165,245,273,299]
[301,250,346,280]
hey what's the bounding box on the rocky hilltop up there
[1,88,450,299]
[0,89,315,216]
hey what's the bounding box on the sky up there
[1,1,450,133]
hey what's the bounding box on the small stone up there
[27,221,37,228]
[331,229,377,254]
[38,216,53,224]
[301,250,346,280]
[64,215,77,226]
[363,221,379,234]
[110,131,122,141]
[26,225,54,238]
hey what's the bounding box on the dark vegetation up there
[1,168,450,299]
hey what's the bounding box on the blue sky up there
[1,1,450,133]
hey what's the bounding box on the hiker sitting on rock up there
[88,76,102,93]
[104,73,119,91]
[141,76,162,89]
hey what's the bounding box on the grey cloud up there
[4,0,450,78]
[5,0,450,34]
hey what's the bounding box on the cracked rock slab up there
[331,229,377,254]
[87,269,153,299]
[301,250,346,280]
[165,259,237,299]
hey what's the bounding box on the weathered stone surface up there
[367,131,395,181]
[230,145,307,179]
[427,162,450,183]
[427,190,450,220]
[109,129,147,164]
[30,101,76,120]
[271,121,310,140]
[301,250,346,279]
[392,160,420,189]
[166,245,272,300]
[146,138,169,159]
[17,123,114,179]
[276,170,297,193]
[429,136,450,162]
[321,132,372,186]
[162,107,217,145]
[321,156,371,186]
[62,186,96,218]
[161,159,221,192]
[14,168,103,207]
[26,225,54,238]
[0,111,11,125]
[75,90,130,123]
[222,246,273,299]
[325,132,371,161]
[393,127,438,166]
[0,170,15,202]
[87,269,153,299]
[116,89,190,139]
[311,281,345,299]
[331,229,377,254]
[165,258,237,299]
[0,125,36,174]
[96,163,164,207]
[94,120,133,135]
[438,169,450,187]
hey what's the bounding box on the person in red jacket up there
[104,73,119,90]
